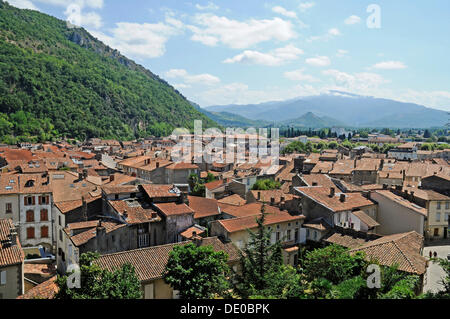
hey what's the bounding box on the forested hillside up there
[0,1,216,143]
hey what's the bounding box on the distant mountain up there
[205,91,449,128]
[192,102,271,127]
[281,112,346,128]
[0,1,216,143]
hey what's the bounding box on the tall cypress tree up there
[233,205,284,298]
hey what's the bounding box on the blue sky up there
[7,0,450,111]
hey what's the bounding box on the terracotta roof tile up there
[0,219,24,267]
[96,237,240,282]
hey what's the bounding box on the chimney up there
[110,175,115,182]
[96,220,106,237]
[340,194,346,202]
[9,227,17,246]
[156,162,160,168]
[257,192,261,200]
[82,196,88,221]
[192,231,197,238]
[270,197,275,206]
[329,187,335,198]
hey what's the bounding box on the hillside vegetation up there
[0,1,216,143]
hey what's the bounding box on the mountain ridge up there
[205,91,448,128]
[0,1,216,143]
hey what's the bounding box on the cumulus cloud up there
[272,6,297,19]
[195,2,219,11]
[372,61,407,70]
[6,0,38,10]
[284,69,319,82]
[323,69,389,92]
[307,28,341,42]
[344,15,361,25]
[91,19,182,59]
[223,44,303,66]
[306,55,331,67]
[336,49,349,57]
[299,2,315,12]
[188,14,296,49]
[164,69,220,86]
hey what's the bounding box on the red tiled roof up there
[154,202,194,217]
[96,237,240,282]
[140,184,180,198]
[0,219,24,267]
[350,231,427,275]
[17,276,58,299]
[296,186,375,212]
[187,196,220,219]
[217,211,305,233]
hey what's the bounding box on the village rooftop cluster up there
[0,132,449,299]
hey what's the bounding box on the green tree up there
[55,252,142,299]
[163,243,231,299]
[303,245,367,285]
[233,206,288,298]
[251,179,281,191]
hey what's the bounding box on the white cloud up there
[299,2,315,12]
[188,14,296,49]
[344,15,361,25]
[323,69,389,92]
[272,6,297,19]
[6,0,38,10]
[91,20,182,59]
[336,49,348,57]
[195,2,219,11]
[223,44,303,66]
[284,69,319,82]
[34,0,103,9]
[328,28,341,36]
[307,28,341,42]
[372,61,407,70]
[164,69,220,86]
[306,55,331,67]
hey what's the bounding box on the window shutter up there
[0,271,6,285]
[24,197,27,206]
[38,196,42,205]
[32,197,35,205]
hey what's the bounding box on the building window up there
[24,196,35,206]
[434,228,439,237]
[436,212,441,222]
[445,214,449,222]
[59,230,63,242]
[27,227,35,239]
[437,202,441,210]
[287,229,292,240]
[5,203,12,214]
[40,209,49,221]
[0,270,6,285]
[41,226,49,238]
[39,196,50,205]
[276,232,280,241]
[58,215,61,227]
[26,210,34,222]
[446,202,450,210]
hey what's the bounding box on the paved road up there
[423,245,450,294]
